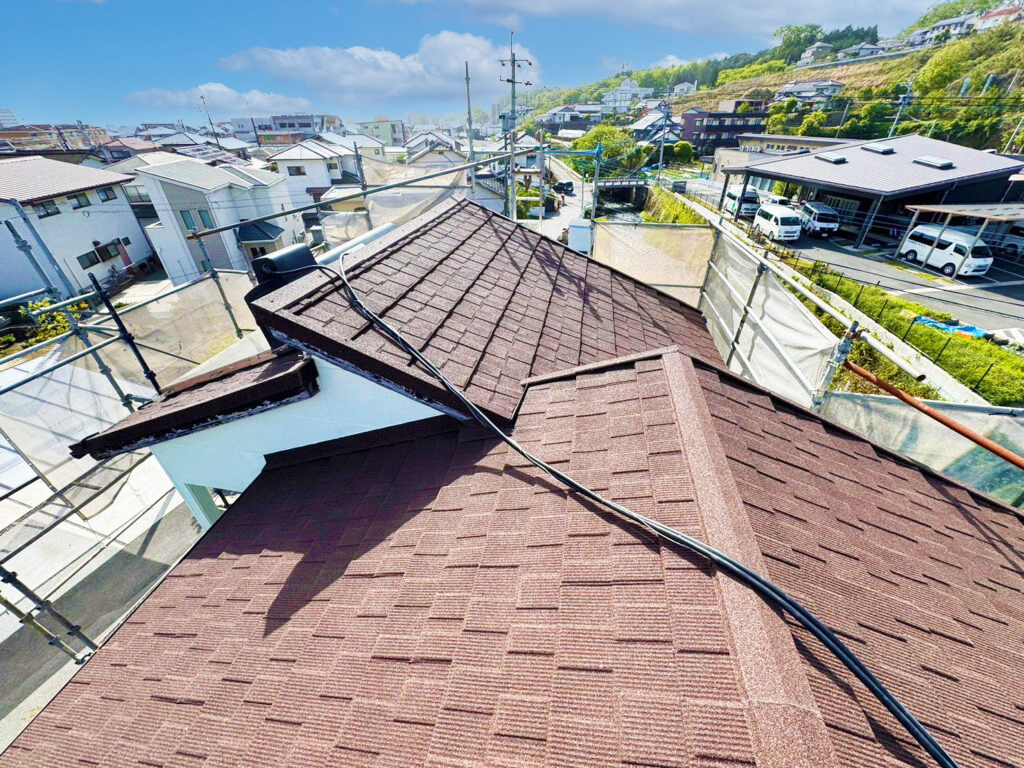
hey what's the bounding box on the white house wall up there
[278,158,333,207]
[149,357,441,495]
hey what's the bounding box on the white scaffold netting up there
[700,233,837,408]
[822,393,1024,506]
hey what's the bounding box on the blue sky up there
[6,0,933,129]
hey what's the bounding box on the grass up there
[642,186,708,226]
[791,260,1024,406]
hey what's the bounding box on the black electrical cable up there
[271,257,962,768]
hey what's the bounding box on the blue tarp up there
[916,316,988,338]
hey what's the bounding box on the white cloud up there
[124,83,312,115]
[650,54,689,68]
[218,32,540,106]
[389,0,931,38]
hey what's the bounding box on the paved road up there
[526,158,584,241]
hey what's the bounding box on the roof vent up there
[914,155,954,170]
[862,142,895,155]
[816,152,847,165]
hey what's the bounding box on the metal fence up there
[0,268,257,674]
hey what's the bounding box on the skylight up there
[816,152,847,165]
[862,143,895,155]
[914,155,954,169]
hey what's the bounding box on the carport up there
[901,199,1024,276]
[720,135,1024,248]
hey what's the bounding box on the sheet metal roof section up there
[250,198,722,423]
[134,158,255,192]
[0,155,134,203]
[905,201,1024,221]
[69,350,318,459]
[6,348,1022,768]
[725,134,1024,197]
[268,139,346,161]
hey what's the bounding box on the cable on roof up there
[272,257,963,768]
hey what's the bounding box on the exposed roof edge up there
[519,346,681,388]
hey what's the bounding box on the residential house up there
[267,139,353,213]
[735,133,849,154]
[671,81,697,96]
[976,5,1024,30]
[926,12,979,41]
[20,197,1024,768]
[797,41,832,65]
[678,106,768,153]
[634,98,669,114]
[626,110,680,142]
[156,132,253,158]
[838,41,884,58]
[357,117,407,146]
[0,123,110,153]
[903,28,931,47]
[318,131,387,159]
[876,38,904,50]
[0,156,153,301]
[602,78,654,112]
[229,114,343,144]
[403,130,463,156]
[105,151,189,219]
[771,80,844,109]
[98,136,161,163]
[134,159,303,281]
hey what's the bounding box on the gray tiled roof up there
[730,134,1024,196]
[0,155,133,203]
[134,159,254,192]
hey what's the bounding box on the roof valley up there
[661,352,841,768]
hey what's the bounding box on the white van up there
[753,204,802,242]
[800,202,840,238]
[898,224,994,277]
[723,185,760,217]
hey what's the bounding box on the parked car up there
[753,204,802,242]
[758,191,792,206]
[552,180,574,195]
[723,185,760,217]
[958,219,1024,257]
[671,180,688,193]
[800,202,840,238]
[898,224,994,277]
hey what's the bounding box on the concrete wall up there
[149,356,441,498]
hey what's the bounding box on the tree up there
[774,24,823,62]
[737,102,753,115]
[673,141,694,163]
[797,110,829,136]
[573,124,636,161]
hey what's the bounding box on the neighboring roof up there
[220,164,284,186]
[250,198,721,422]
[135,158,274,192]
[105,151,191,174]
[215,136,253,151]
[319,131,386,149]
[174,144,248,165]
[237,219,286,242]
[0,155,132,203]
[904,201,1024,221]
[69,350,318,459]
[101,136,160,151]
[12,347,1023,768]
[269,139,345,161]
[737,132,849,146]
[730,134,1024,197]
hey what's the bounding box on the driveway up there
[790,238,1024,332]
[525,157,585,241]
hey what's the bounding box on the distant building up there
[976,6,1024,30]
[772,80,844,108]
[602,79,654,112]
[677,106,768,152]
[134,158,303,280]
[0,108,16,128]
[536,104,607,132]
[735,133,849,154]
[403,130,462,156]
[229,114,343,144]
[671,81,696,96]
[357,117,406,146]
[798,42,833,66]
[156,132,253,158]
[317,132,386,159]
[0,123,110,153]
[0,155,152,300]
[99,136,161,163]
[838,42,884,59]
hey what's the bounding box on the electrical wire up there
[268,256,962,768]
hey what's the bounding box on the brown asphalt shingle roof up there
[5,349,1022,767]
[69,350,318,459]
[251,198,721,423]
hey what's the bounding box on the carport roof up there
[905,201,1024,221]
[723,134,1024,198]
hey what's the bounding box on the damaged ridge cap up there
[159,347,298,398]
[519,346,682,387]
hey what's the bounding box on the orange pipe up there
[843,360,1024,473]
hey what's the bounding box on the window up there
[250,246,268,259]
[77,251,100,268]
[97,187,117,201]
[95,242,120,262]
[287,166,307,176]
[198,209,214,229]
[70,192,91,209]
[121,237,131,246]
[34,200,59,218]
[180,210,196,230]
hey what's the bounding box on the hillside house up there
[797,41,832,65]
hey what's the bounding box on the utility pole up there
[199,94,223,150]
[656,109,671,184]
[834,100,850,137]
[499,31,532,219]
[888,79,914,138]
[246,98,260,147]
[1003,113,1024,154]
[465,62,476,200]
